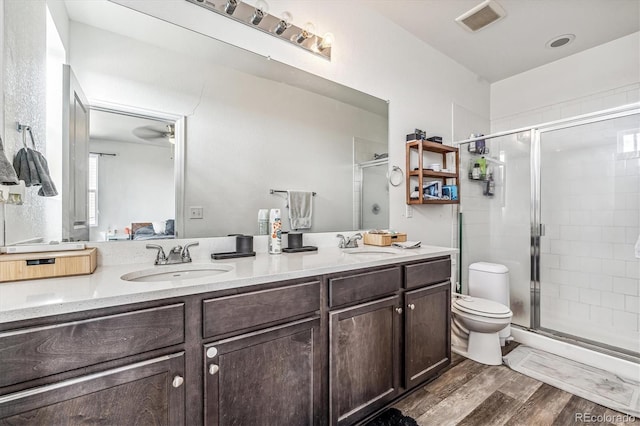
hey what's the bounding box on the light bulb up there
[292,21,315,44]
[224,0,238,15]
[274,11,293,35]
[250,0,269,24]
[317,32,334,51]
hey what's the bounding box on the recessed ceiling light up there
[546,34,575,49]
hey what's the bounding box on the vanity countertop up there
[0,245,456,323]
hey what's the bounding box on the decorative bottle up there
[268,209,282,254]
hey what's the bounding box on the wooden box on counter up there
[363,232,407,246]
[0,248,97,282]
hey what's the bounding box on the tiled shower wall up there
[491,83,640,352]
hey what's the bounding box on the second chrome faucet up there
[147,242,199,265]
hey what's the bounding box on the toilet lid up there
[453,296,512,318]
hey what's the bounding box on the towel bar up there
[270,189,316,196]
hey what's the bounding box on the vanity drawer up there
[203,281,320,338]
[404,257,451,289]
[0,303,184,388]
[329,267,401,308]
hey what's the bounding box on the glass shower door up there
[538,113,640,355]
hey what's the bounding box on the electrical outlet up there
[189,206,204,219]
[405,205,413,218]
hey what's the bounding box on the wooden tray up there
[0,248,97,282]
[363,233,407,246]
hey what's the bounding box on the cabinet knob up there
[206,347,218,359]
[172,375,184,388]
[395,307,403,314]
[408,303,415,310]
[209,364,219,375]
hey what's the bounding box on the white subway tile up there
[560,255,581,271]
[581,226,603,242]
[626,261,640,279]
[579,257,602,274]
[590,305,613,326]
[613,210,639,227]
[613,276,639,296]
[614,244,636,261]
[579,288,601,306]
[626,295,639,314]
[550,268,571,285]
[541,282,560,298]
[601,226,627,243]
[540,253,560,269]
[589,273,613,292]
[568,301,590,320]
[590,211,613,228]
[570,210,591,226]
[550,239,572,255]
[613,310,639,332]
[559,284,580,302]
[625,227,639,244]
[560,226,581,241]
[625,159,639,177]
[601,291,625,310]
[569,271,591,288]
[603,259,628,277]
[570,241,592,257]
[615,175,639,194]
[591,242,613,259]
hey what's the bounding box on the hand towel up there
[12,128,58,197]
[287,190,313,230]
[0,137,19,185]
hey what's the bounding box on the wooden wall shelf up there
[406,140,459,205]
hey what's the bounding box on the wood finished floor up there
[392,344,639,426]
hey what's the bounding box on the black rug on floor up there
[365,408,418,426]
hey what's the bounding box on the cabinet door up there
[204,318,320,426]
[0,352,185,425]
[405,281,451,389]
[329,296,402,426]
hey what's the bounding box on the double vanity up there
[0,243,455,425]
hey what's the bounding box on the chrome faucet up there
[146,242,199,265]
[337,233,363,248]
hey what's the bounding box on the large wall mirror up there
[2,0,389,244]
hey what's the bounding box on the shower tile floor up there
[391,344,638,426]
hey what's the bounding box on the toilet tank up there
[468,262,509,307]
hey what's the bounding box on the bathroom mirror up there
[2,0,388,243]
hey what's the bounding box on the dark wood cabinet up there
[404,281,451,389]
[329,296,402,426]
[204,318,321,426]
[0,352,185,425]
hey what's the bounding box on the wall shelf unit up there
[406,140,459,205]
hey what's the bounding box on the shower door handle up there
[539,224,545,237]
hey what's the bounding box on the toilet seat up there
[453,296,512,319]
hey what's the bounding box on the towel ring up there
[388,166,404,187]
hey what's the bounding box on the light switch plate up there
[189,206,204,219]
[405,205,413,218]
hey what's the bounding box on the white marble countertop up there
[0,244,456,324]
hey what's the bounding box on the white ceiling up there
[366,0,640,83]
[90,109,173,146]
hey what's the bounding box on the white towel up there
[287,190,313,230]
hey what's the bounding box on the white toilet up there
[451,262,512,365]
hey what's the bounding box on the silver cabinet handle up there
[172,375,184,388]
[206,347,218,359]
[395,307,403,314]
[408,303,415,310]
[209,364,219,375]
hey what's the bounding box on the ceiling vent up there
[455,0,506,32]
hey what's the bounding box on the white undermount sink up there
[121,263,234,283]
[342,248,399,255]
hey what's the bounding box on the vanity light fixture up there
[273,11,292,35]
[250,0,269,25]
[185,0,332,60]
[224,0,238,15]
